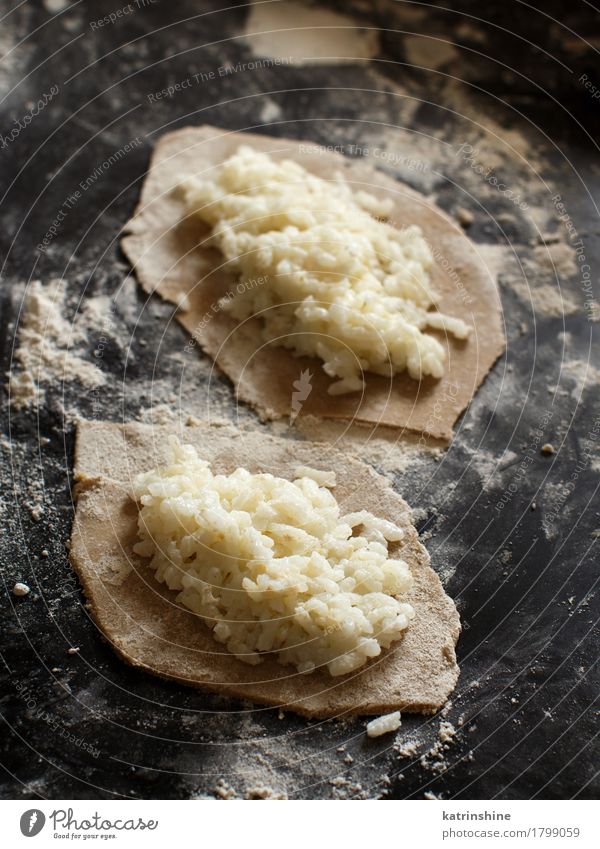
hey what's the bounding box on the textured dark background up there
[1,0,599,800]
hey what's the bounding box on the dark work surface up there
[1,0,599,800]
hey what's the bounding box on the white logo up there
[20,809,45,837]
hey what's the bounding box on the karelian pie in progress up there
[70,420,460,718]
[122,125,504,442]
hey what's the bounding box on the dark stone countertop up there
[1,0,598,800]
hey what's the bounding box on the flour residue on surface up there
[42,0,70,11]
[498,238,582,317]
[242,1,379,64]
[0,4,34,95]
[277,414,441,477]
[176,701,465,799]
[560,359,600,401]
[404,35,458,70]
[475,242,516,287]
[497,240,584,318]
[259,98,283,124]
[533,241,578,279]
[541,482,573,540]
[470,447,519,492]
[8,279,105,409]
[503,277,580,317]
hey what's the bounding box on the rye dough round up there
[70,420,460,717]
[121,125,505,442]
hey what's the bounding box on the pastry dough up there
[122,126,504,441]
[70,420,461,717]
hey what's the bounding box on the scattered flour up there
[259,98,283,124]
[394,739,420,758]
[42,0,69,12]
[502,275,580,317]
[542,482,573,539]
[137,403,202,428]
[281,415,441,477]
[438,720,457,743]
[533,241,578,279]
[243,1,379,65]
[213,778,237,799]
[245,785,288,800]
[0,6,33,92]
[561,359,600,401]
[403,35,458,70]
[8,279,105,409]
[500,244,583,317]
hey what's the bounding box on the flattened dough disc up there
[70,420,460,717]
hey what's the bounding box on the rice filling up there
[133,439,415,676]
[182,146,471,394]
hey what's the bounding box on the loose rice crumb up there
[366,710,402,737]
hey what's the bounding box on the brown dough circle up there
[70,420,460,717]
[121,125,505,442]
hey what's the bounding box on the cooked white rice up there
[133,439,415,676]
[366,710,402,737]
[182,146,470,393]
